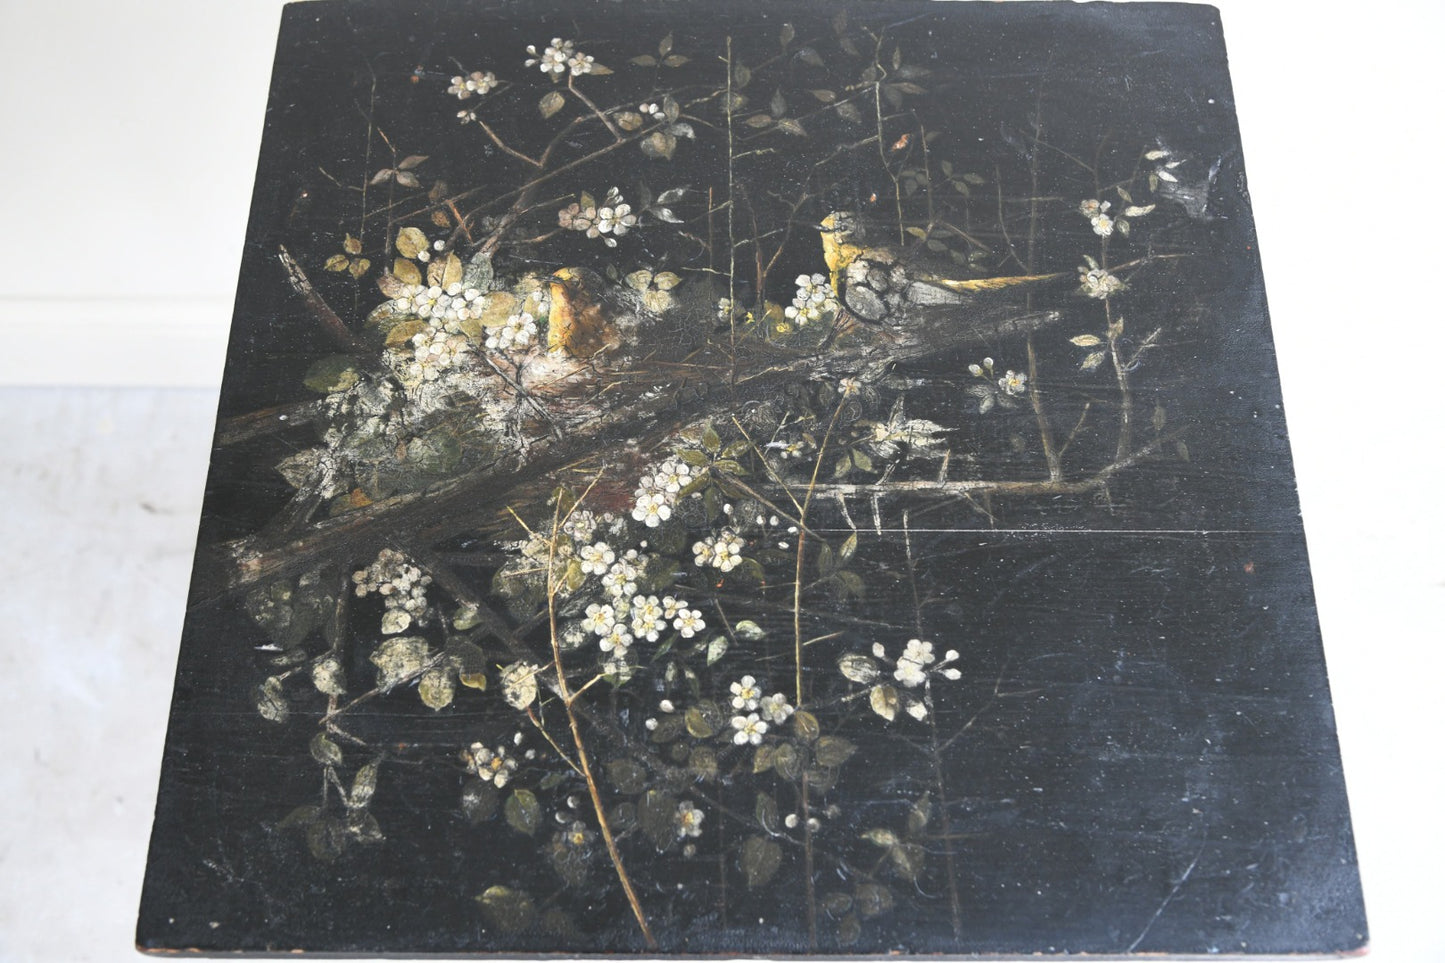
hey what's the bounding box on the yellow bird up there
[819,211,1066,325]
[546,267,622,359]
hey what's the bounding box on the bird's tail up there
[929,271,1069,293]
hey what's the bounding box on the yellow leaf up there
[324,254,350,272]
[441,251,464,288]
[616,111,644,132]
[347,257,371,278]
[539,90,566,119]
[652,271,683,290]
[385,319,428,347]
[477,291,521,328]
[392,257,423,286]
[426,257,446,288]
[625,269,653,292]
[395,226,428,259]
[342,233,362,255]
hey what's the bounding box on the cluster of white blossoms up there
[404,324,473,384]
[728,675,794,744]
[692,529,745,572]
[352,548,433,634]
[1079,198,1115,237]
[467,742,518,788]
[784,272,839,326]
[631,455,696,527]
[484,311,537,352]
[524,38,596,77]
[638,102,665,120]
[394,282,483,325]
[447,70,498,99]
[557,187,637,248]
[580,592,705,657]
[1079,261,1126,300]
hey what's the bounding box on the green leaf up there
[639,790,679,850]
[907,794,932,834]
[303,354,361,394]
[684,706,716,739]
[733,619,766,641]
[419,667,455,710]
[740,836,783,888]
[640,131,678,160]
[772,743,803,781]
[630,54,658,67]
[755,792,780,834]
[862,827,900,847]
[255,676,289,723]
[838,654,880,684]
[792,710,821,742]
[349,762,378,809]
[1070,333,1103,347]
[504,788,542,836]
[706,635,729,665]
[816,543,837,577]
[370,637,430,690]
[539,90,566,119]
[663,55,689,68]
[311,656,346,696]
[814,735,857,767]
[476,885,536,934]
[277,804,320,830]
[855,881,894,917]
[688,746,719,781]
[606,758,649,795]
[752,744,775,773]
[306,816,347,861]
[869,684,899,721]
[461,778,500,824]
[309,732,343,767]
[890,841,927,881]
[501,662,540,709]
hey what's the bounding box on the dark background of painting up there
[137,0,1365,955]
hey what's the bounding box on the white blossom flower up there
[600,622,634,654]
[582,602,616,636]
[676,801,705,838]
[1078,198,1110,218]
[652,457,694,493]
[692,538,715,568]
[1090,213,1115,237]
[998,370,1028,396]
[730,675,762,711]
[711,530,744,572]
[567,51,595,76]
[602,559,640,599]
[1079,264,1126,300]
[894,638,936,688]
[525,38,574,75]
[630,595,667,642]
[673,607,706,638]
[469,743,518,787]
[631,490,672,528]
[486,311,537,352]
[662,596,685,619]
[596,202,637,244]
[731,712,768,745]
[639,102,664,118]
[760,692,794,724]
[579,541,615,575]
[449,70,498,98]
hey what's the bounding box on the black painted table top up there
[138,0,1367,955]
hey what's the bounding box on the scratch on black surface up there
[1127,827,1208,953]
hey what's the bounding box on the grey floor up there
[1,388,217,962]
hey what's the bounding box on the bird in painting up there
[818,211,1067,326]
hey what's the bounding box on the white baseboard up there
[0,298,231,388]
